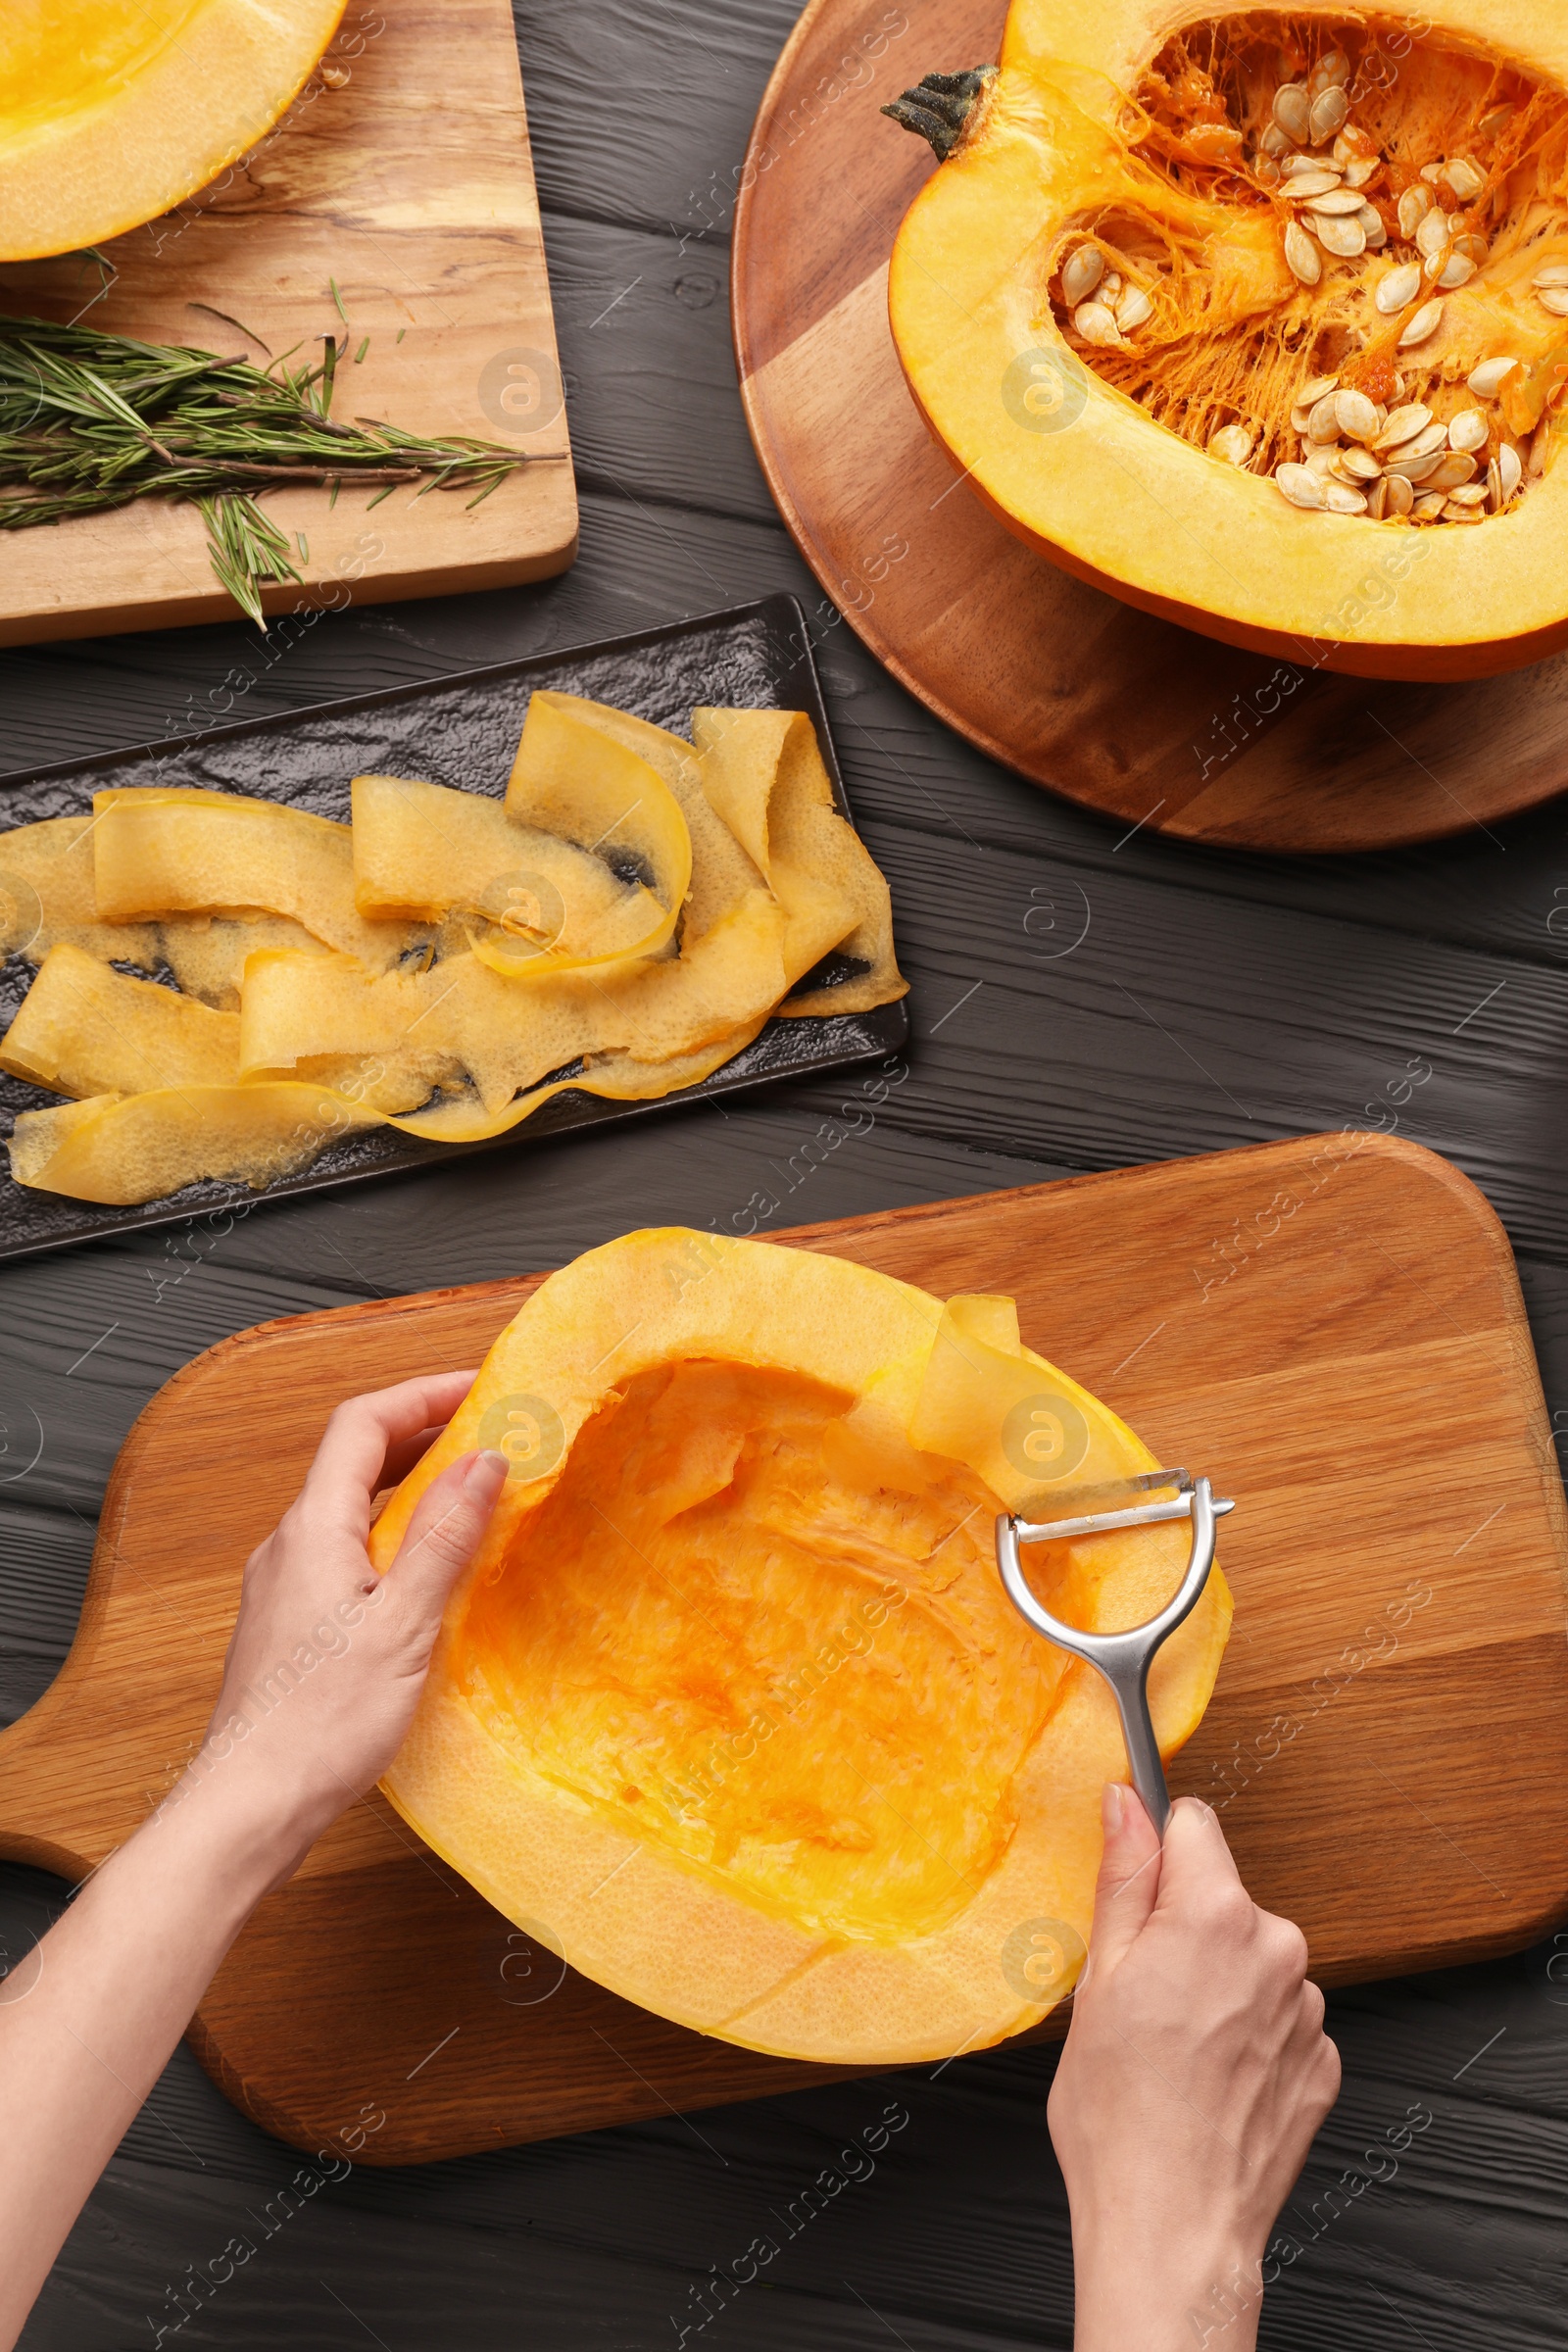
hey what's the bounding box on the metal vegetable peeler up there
[995,1470,1235,1836]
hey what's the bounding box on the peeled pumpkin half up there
[372,1231,1232,2064]
[886,2,1568,678]
[0,0,347,262]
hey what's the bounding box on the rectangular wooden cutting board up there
[0,0,576,645]
[1,1132,1564,2164]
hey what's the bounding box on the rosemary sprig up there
[198,493,302,628]
[0,313,536,624]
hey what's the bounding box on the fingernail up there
[1102,1783,1125,1834]
[466,1449,510,1490]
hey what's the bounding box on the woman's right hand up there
[1048,1788,1341,2352]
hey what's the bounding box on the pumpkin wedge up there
[0,0,346,262]
[886,3,1568,679]
[372,1231,1232,2064]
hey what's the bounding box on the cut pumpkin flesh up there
[91,789,421,972]
[0,943,241,1095]
[352,700,693,979]
[692,708,904,1016]
[371,1231,1232,2064]
[0,0,347,261]
[2,699,905,1203]
[886,3,1568,678]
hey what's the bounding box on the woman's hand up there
[1049,1787,1341,2352]
[0,1372,505,2350]
[179,1370,509,1882]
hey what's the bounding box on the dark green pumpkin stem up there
[881,67,998,161]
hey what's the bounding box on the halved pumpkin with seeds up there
[885,2,1568,678]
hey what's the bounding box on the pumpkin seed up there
[1315,213,1367,258]
[1259,122,1294,159]
[1101,271,1123,301]
[1405,420,1452,460]
[1398,299,1446,348]
[1287,169,1345,197]
[1444,500,1485,521]
[1367,477,1392,519]
[1339,445,1384,480]
[1285,220,1323,284]
[1454,233,1491,266]
[1073,301,1124,347]
[1276,461,1327,508]
[1116,285,1154,331]
[1383,448,1445,483]
[1420,162,1447,185]
[1397,185,1433,239]
[1334,125,1379,162]
[1304,445,1342,475]
[1446,481,1489,505]
[1447,408,1490,454]
[1533,264,1568,287]
[1383,471,1415,514]
[1426,451,1479,490]
[1307,391,1345,442]
[1273,84,1312,145]
[1304,187,1367,215]
[1468,356,1520,398]
[1376,262,1423,314]
[1375,403,1434,449]
[1487,456,1504,509]
[1061,246,1104,306]
[1290,404,1316,433]
[1335,388,1381,442]
[1309,50,1350,92]
[1415,208,1453,258]
[1208,423,1256,466]
[1345,158,1379,189]
[1360,207,1389,249]
[1539,288,1568,318]
[1438,252,1478,290]
[1323,479,1368,514]
[1410,494,1448,520]
[1298,372,1341,405]
[1309,86,1351,146]
[1479,104,1514,138]
[1529,423,1551,478]
[1496,442,1524,499]
[1254,155,1283,187]
[1442,157,1488,202]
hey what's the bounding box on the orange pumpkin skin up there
[0,0,348,262]
[372,1230,1232,2065]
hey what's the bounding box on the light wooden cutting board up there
[0,0,576,645]
[1,1133,1564,2163]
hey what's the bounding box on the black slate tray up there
[0,595,908,1262]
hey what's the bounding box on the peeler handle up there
[1102,1659,1174,1836]
[996,1476,1229,1840]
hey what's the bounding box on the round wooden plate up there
[732,0,1568,854]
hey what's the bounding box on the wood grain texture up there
[4,0,1568,2339]
[1,1134,1563,2164]
[731,0,1568,854]
[0,0,577,646]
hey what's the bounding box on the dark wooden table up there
[5,4,1568,2345]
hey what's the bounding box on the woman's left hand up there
[188,1370,508,1879]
